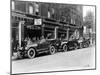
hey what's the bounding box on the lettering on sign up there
[34,19,42,25]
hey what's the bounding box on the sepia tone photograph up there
[11,0,96,74]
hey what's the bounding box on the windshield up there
[46,33,55,40]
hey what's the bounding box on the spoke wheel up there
[49,46,56,55]
[63,44,68,52]
[27,48,36,59]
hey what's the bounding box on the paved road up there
[12,46,95,74]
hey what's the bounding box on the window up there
[12,1,15,10]
[34,3,39,13]
[15,16,17,20]
[18,17,20,21]
[71,18,73,24]
[48,11,51,18]
[29,6,33,14]
[21,18,23,21]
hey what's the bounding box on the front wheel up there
[63,44,68,52]
[49,46,56,55]
[27,48,36,59]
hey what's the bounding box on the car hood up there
[25,43,38,49]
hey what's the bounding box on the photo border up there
[10,0,96,74]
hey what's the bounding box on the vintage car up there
[57,39,80,52]
[17,38,58,59]
[48,39,69,52]
[81,38,90,48]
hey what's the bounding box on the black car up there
[17,38,58,59]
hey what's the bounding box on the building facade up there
[11,0,83,26]
[11,0,84,54]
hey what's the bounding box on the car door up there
[37,39,49,51]
[41,39,50,50]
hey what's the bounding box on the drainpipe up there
[66,28,69,41]
[54,27,58,39]
[18,21,24,47]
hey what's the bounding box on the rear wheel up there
[85,42,89,48]
[63,44,68,52]
[74,43,78,50]
[27,48,36,59]
[49,46,56,55]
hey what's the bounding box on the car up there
[59,39,80,52]
[17,38,57,59]
[81,38,90,48]
[67,40,80,50]
[48,39,68,52]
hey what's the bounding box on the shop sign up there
[34,19,42,25]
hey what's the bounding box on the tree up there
[83,11,95,40]
[84,11,94,29]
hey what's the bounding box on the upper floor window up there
[34,3,39,13]
[12,1,15,10]
[29,5,33,14]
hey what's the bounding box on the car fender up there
[61,41,68,46]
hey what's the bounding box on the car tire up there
[49,46,56,55]
[74,43,78,50]
[63,44,68,52]
[27,48,36,59]
[79,43,82,49]
[85,42,89,48]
